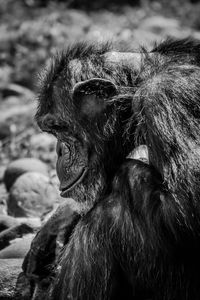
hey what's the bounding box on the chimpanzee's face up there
[36,110,91,199]
[36,77,119,204]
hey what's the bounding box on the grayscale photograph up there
[0,0,200,299]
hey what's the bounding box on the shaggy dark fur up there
[32,38,200,300]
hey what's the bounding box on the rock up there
[0,184,8,215]
[140,16,179,34]
[29,133,57,166]
[0,234,34,259]
[0,215,20,232]
[0,122,12,140]
[0,215,41,233]
[0,223,34,250]
[4,158,49,191]
[16,217,41,229]
[49,169,60,190]
[119,28,133,41]
[0,83,34,98]
[133,29,160,47]
[0,259,24,300]
[0,200,7,216]
[7,172,59,218]
[66,10,91,29]
[0,166,6,182]
[29,132,56,152]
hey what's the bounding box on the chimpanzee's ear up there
[72,78,117,119]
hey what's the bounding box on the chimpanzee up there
[24,38,200,300]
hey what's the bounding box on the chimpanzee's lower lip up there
[60,168,87,197]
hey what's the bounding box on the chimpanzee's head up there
[35,42,142,209]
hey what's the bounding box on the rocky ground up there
[1,0,200,298]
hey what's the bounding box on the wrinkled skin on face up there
[36,111,106,211]
[56,135,88,197]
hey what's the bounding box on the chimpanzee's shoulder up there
[151,37,200,56]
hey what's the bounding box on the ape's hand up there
[22,198,80,281]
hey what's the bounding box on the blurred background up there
[0,0,200,266]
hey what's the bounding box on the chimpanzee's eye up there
[46,125,67,137]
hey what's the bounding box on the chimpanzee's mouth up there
[60,168,88,197]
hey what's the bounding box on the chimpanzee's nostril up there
[56,141,63,157]
[59,146,62,157]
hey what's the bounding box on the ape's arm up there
[22,199,81,292]
[49,160,180,300]
[49,197,121,300]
